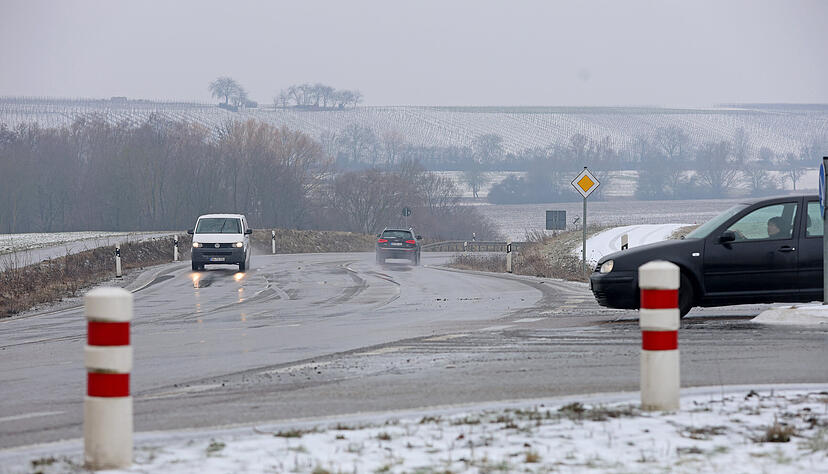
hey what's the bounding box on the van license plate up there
[210,257,225,262]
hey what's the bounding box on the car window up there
[726,203,797,241]
[195,218,242,234]
[381,230,413,239]
[806,201,823,238]
[685,204,747,239]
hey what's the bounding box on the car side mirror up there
[416,235,422,240]
[245,229,253,235]
[187,229,194,235]
[719,231,736,243]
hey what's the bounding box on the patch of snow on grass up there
[8,387,826,473]
[573,223,690,266]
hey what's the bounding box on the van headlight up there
[192,242,202,248]
[599,260,614,273]
[233,242,244,248]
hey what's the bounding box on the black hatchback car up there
[590,195,824,316]
[376,228,422,265]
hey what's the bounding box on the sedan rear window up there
[381,230,413,239]
[196,218,241,234]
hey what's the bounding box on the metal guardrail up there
[421,241,526,252]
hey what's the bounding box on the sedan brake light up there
[405,239,416,244]
[377,238,388,243]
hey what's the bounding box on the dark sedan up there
[376,228,422,265]
[590,195,823,316]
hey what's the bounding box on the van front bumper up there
[192,247,246,265]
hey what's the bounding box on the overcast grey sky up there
[1,0,826,106]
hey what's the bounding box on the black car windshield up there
[684,204,748,239]
[381,230,413,239]
[195,218,241,234]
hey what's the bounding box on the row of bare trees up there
[275,83,363,109]
[0,118,497,239]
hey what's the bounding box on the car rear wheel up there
[679,273,695,318]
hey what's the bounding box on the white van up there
[188,214,252,272]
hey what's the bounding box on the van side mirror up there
[187,229,194,235]
[719,231,736,243]
[245,229,253,235]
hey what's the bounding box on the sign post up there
[571,167,600,274]
[822,158,828,305]
[401,207,412,228]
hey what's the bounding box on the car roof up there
[382,228,413,232]
[735,194,817,207]
[197,214,246,219]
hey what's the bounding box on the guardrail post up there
[638,260,680,411]
[84,287,133,470]
[506,238,513,273]
[463,241,467,252]
[271,230,276,254]
[173,236,179,261]
[621,233,629,250]
[114,244,122,279]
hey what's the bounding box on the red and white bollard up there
[84,287,133,469]
[638,260,680,411]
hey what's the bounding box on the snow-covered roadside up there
[573,223,690,266]
[3,385,826,473]
[0,232,133,254]
[0,231,177,267]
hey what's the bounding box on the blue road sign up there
[821,162,826,218]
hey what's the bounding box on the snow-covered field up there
[443,169,818,200]
[2,99,826,157]
[477,198,744,241]
[4,386,826,473]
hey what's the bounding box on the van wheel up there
[239,261,246,272]
[192,261,200,271]
[679,273,695,318]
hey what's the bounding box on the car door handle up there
[777,246,795,252]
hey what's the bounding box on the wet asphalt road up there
[0,252,826,449]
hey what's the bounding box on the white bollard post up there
[506,238,513,273]
[114,244,122,279]
[621,233,629,250]
[84,287,133,470]
[173,236,179,262]
[463,241,468,252]
[271,230,276,254]
[638,260,680,411]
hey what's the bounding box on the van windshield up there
[195,218,241,234]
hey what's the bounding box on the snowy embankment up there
[3,386,826,473]
[0,231,176,267]
[573,223,690,266]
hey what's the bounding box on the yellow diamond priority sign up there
[571,167,599,198]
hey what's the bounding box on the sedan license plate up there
[209,257,225,262]
[391,242,402,246]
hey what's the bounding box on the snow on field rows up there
[3,100,826,157]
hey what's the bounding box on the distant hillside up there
[1,97,826,156]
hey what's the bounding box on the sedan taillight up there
[405,240,416,244]
[378,238,388,243]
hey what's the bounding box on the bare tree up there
[209,77,242,105]
[695,140,741,197]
